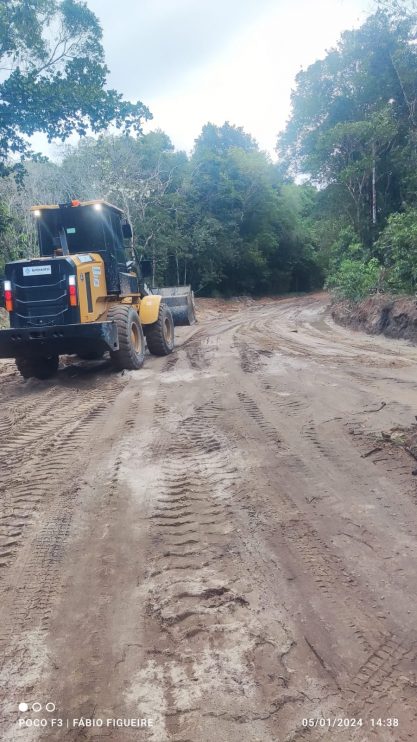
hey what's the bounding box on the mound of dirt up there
[196,296,271,321]
[332,294,417,343]
[195,294,313,321]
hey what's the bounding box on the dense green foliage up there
[279,0,417,299]
[4,1,417,299]
[326,258,383,301]
[375,207,417,291]
[0,125,322,292]
[0,0,150,178]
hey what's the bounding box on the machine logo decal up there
[23,265,52,276]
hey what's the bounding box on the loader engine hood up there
[5,257,80,328]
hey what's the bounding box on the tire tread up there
[108,304,145,370]
[145,304,174,356]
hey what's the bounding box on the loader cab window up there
[37,207,120,259]
[109,211,128,268]
[37,205,129,293]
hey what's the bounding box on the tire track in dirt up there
[0,376,134,737]
[265,393,309,418]
[10,383,149,742]
[182,328,215,371]
[233,376,417,725]
[0,379,122,576]
[234,339,266,374]
[0,376,124,612]
[163,353,179,373]
[237,391,285,449]
[292,413,417,591]
[0,395,99,464]
[235,391,384,658]
[129,391,296,742]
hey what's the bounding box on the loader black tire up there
[145,303,175,356]
[108,305,145,371]
[16,354,59,380]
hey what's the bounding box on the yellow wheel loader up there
[0,199,196,379]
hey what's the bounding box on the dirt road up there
[0,294,416,741]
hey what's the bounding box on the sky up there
[41,0,372,160]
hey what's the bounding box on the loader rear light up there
[68,275,78,307]
[3,280,13,312]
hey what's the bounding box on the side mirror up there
[122,220,133,239]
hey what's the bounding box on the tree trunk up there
[372,141,377,228]
[175,250,180,286]
[152,251,156,289]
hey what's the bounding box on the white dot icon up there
[18,703,28,713]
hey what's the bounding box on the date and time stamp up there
[302,718,399,729]
[15,703,401,733]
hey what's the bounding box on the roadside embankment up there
[332,294,417,344]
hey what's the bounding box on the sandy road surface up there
[0,294,417,741]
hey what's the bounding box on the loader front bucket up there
[155,286,196,326]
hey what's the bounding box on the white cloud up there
[86,0,277,97]
[142,0,368,156]
[32,0,370,160]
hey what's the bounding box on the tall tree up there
[0,124,321,295]
[0,0,151,177]
[278,6,417,246]
[188,123,320,294]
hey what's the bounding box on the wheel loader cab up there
[35,200,137,295]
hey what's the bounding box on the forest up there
[2,0,417,299]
